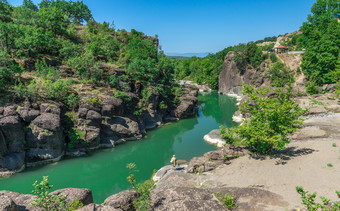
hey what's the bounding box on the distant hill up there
[167,56,189,60]
[166,52,211,58]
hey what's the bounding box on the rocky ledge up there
[0,84,198,176]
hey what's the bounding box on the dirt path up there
[212,113,340,210]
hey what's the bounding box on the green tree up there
[38,6,68,35]
[38,0,53,8]
[222,84,306,154]
[23,0,38,11]
[300,0,340,84]
[0,0,13,22]
[69,0,92,24]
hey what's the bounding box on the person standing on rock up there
[170,155,177,170]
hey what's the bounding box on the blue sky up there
[8,0,315,55]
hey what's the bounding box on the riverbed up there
[0,93,237,203]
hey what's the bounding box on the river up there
[0,92,237,203]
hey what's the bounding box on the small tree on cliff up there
[221,84,306,154]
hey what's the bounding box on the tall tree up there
[22,0,38,11]
[0,0,12,22]
[301,0,340,84]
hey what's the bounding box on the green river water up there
[0,93,237,203]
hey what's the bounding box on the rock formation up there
[218,52,270,97]
[0,85,198,176]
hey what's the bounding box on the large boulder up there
[50,188,93,206]
[77,203,122,211]
[18,107,40,123]
[25,113,64,165]
[0,191,36,210]
[104,116,144,140]
[0,116,25,153]
[3,106,18,117]
[104,190,139,210]
[0,195,18,211]
[101,97,124,117]
[32,113,60,131]
[151,187,226,211]
[174,85,198,119]
[203,129,226,148]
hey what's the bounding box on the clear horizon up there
[8,0,315,55]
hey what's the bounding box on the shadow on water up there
[0,93,237,203]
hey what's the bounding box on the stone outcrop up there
[203,129,225,148]
[174,85,198,119]
[50,188,94,206]
[186,144,249,174]
[151,187,226,211]
[103,190,139,210]
[218,52,270,97]
[0,85,199,176]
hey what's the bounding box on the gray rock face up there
[32,113,60,131]
[18,107,40,123]
[0,116,25,153]
[186,144,249,173]
[26,112,63,164]
[0,130,9,158]
[78,203,122,211]
[40,103,60,115]
[104,190,139,210]
[0,191,36,211]
[3,106,18,117]
[0,195,18,211]
[218,52,269,96]
[151,187,226,211]
[50,188,93,206]
[0,153,25,171]
[106,116,143,140]
[174,85,198,119]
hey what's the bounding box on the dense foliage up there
[300,0,340,84]
[221,84,306,154]
[0,0,178,114]
[174,47,234,89]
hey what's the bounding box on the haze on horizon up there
[8,0,315,56]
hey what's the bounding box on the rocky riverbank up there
[0,84,199,177]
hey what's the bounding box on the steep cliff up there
[218,52,270,96]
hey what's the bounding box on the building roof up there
[274,45,289,49]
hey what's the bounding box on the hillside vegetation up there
[0,0,179,112]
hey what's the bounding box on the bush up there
[133,179,156,211]
[296,186,340,210]
[223,84,306,154]
[268,62,294,87]
[306,81,320,95]
[216,192,237,210]
[31,176,67,211]
[0,51,22,91]
[35,59,60,80]
[59,40,83,60]
[270,53,278,63]
[114,91,131,101]
[85,96,102,107]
